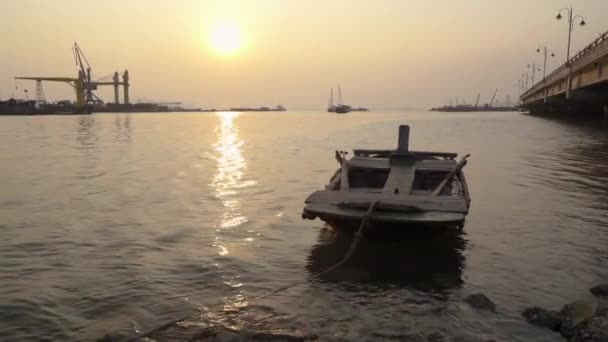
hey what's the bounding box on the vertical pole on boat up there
[397,125,410,152]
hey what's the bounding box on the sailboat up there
[327,88,337,112]
[334,85,351,114]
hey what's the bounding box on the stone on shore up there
[371,331,428,341]
[463,293,496,311]
[590,284,608,298]
[560,299,600,339]
[569,317,608,342]
[135,324,318,342]
[522,306,562,331]
[452,334,495,342]
[427,332,446,342]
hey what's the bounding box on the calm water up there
[1,111,608,341]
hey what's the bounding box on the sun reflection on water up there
[211,112,254,256]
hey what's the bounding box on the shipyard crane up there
[15,43,94,110]
[14,74,106,107]
[489,89,498,107]
[14,43,130,109]
[14,76,82,103]
[72,42,96,105]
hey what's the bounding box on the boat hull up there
[335,106,351,114]
[303,203,466,235]
[317,216,464,237]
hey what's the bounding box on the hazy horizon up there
[2,0,607,109]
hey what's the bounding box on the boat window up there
[348,167,389,188]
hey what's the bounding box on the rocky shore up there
[102,284,608,342]
[522,284,608,342]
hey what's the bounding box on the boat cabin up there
[327,150,468,198]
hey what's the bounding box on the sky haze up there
[1,0,607,109]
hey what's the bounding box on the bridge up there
[520,30,608,117]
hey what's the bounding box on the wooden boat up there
[302,125,470,233]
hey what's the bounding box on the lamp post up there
[536,46,555,80]
[527,64,541,86]
[556,6,586,64]
[518,79,523,97]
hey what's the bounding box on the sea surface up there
[1,111,607,341]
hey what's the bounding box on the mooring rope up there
[122,201,380,342]
[252,201,379,301]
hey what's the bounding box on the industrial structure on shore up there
[10,43,133,114]
[1,42,288,115]
[1,43,200,115]
[430,90,517,112]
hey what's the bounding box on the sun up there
[208,20,243,55]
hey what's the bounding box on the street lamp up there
[556,6,586,63]
[527,64,541,86]
[536,46,556,79]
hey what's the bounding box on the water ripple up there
[0,112,607,341]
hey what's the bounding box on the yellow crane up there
[15,73,85,106]
[14,43,131,111]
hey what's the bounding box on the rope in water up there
[122,201,380,342]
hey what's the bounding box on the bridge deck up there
[521,30,608,106]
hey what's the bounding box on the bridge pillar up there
[566,73,573,100]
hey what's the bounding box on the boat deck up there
[347,156,457,171]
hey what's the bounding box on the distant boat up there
[327,88,337,112]
[334,85,351,114]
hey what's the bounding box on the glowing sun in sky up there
[208,20,244,55]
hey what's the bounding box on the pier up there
[520,30,608,117]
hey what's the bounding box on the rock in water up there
[402,334,427,342]
[570,317,608,342]
[139,324,318,342]
[590,284,608,298]
[371,332,427,341]
[522,306,562,331]
[427,332,445,342]
[452,334,495,342]
[560,299,599,339]
[464,293,496,311]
